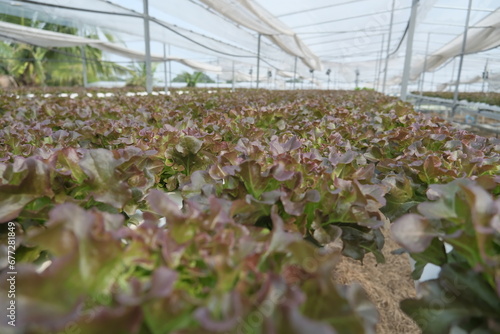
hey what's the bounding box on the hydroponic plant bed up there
[418,91,500,108]
[0,89,499,334]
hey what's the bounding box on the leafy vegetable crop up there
[0,88,499,333]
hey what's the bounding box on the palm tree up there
[8,43,48,85]
[125,62,159,87]
[0,14,127,86]
[173,71,214,87]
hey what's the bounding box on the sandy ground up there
[334,228,420,334]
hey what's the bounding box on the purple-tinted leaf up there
[0,157,53,222]
[146,267,178,299]
[271,161,295,181]
[175,135,202,156]
[283,136,302,152]
[236,160,273,198]
[391,214,436,253]
[194,292,243,332]
[79,149,132,208]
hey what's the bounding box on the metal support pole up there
[326,69,331,90]
[382,0,396,94]
[256,33,261,89]
[143,0,152,93]
[232,61,235,92]
[400,0,419,101]
[452,0,473,116]
[482,58,489,93]
[293,56,297,90]
[355,69,359,89]
[80,45,88,88]
[419,32,431,96]
[375,34,385,90]
[217,59,220,88]
[430,70,435,91]
[79,27,88,88]
[449,58,456,92]
[168,45,172,87]
[163,43,168,94]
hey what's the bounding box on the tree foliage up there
[0,14,127,86]
[173,71,214,87]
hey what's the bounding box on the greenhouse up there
[0,1,500,334]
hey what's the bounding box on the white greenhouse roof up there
[0,0,499,93]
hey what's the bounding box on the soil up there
[334,227,420,334]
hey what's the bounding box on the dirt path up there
[335,228,420,333]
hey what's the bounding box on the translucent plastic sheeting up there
[199,0,322,70]
[145,0,315,76]
[0,0,315,78]
[0,20,92,48]
[253,0,500,89]
[0,1,258,63]
[277,70,297,78]
[410,8,500,80]
[2,0,500,91]
[218,70,268,82]
[0,21,222,73]
[487,74,500,92]
[437,73,500,92]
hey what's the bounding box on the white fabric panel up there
[0,1,260,65]
[410,8,500,80]
[219,70,267,82]
[167,57,221,73]
[436,73,500,92]
[199,0,322,70]
[1,0,500,90]
[199,0,279,35]
[0,21,92,47]
[148,0,306,72]
[94,42,164,62]
[276,70,295,78]
[0,21,222,73]
[239,0,294,35]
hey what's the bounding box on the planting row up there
[0,89,499,333]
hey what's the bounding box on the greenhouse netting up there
[0,0,499,94]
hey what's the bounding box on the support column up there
[163,43,168,94]
[143,0,152,93]
[419,32,431,96]
[256,33,261,89]
[80,27,87,88]
[382,0,396,94]
[375,34,385,90]
[168,44,172,87]
[232,61,235,92]
[80,45,88,88]
[217,59,220,88]
[449,58,456,92]
[452,0,473,116]
[293,56,297,90]
[482,58,489,93]
[400,0,419,101]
